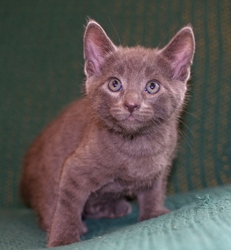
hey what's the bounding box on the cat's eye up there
[145,80,160,94]
[108,78,122,92]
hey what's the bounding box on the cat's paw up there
[48,233,81,247]
[139,207,170,222]
[108,199,132,218]
[84,199,132,219]
[48,224,88,247]
[81,221,88,234]
[48,221,87,247]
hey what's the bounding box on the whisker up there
[179,127,191,141]
[183,111,201,121]
[178,130,193,151]
[179,119,195,137]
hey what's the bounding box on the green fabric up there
[1,0,231,207]
[1,185,231,250]
[1,0,231,249]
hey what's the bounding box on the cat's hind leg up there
[83,197,132,219]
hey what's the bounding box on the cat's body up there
[20,20,195,247]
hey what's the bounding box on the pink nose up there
[123,90,141,113]
[124,101,140,113]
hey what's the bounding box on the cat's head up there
[83,20,195,135]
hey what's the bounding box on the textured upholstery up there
[1,186,231,250]
[1,0,231,249]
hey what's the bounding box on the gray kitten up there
[20,20,195,247]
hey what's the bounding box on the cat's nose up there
[123,91,141,113]
[124,101,140,113]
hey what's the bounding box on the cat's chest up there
[94,133,174,182]
[116,150,169,183]
[79,126,176,187]
[93,146,171,196]
[95,160,163,196]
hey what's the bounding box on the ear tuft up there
[84,20,116,77]
[160,26,195,81]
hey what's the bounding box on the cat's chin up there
[114,115,148,134]
[117,114,142,124]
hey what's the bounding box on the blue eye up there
[108,78,122,92]
[145,80,160,94]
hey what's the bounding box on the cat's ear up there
[160,26,195,81]
[84,20,116,77]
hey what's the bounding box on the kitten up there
[20,20,195,247]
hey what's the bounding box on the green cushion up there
[1,185,231,250]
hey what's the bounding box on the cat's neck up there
[88,117,177,161]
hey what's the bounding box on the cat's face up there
[84,20,195,134]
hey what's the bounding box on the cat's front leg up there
[137,169,170,222]
[48,157,108,247]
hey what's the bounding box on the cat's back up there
[26,97,91,164]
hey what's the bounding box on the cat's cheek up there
[90,91,111,112]
[151,100,172,122]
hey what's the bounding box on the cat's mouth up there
[108,110,156,133]
[127,114,136,121]
[115,112,144,123]
[110,108,153,127]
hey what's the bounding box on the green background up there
[1,0,231,207]
[1,1,231,249]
